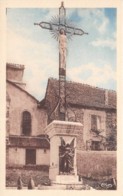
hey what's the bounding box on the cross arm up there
[65,26,88,36]
[34,22,53,30]
[34,22,88,36]
[34,22,61,32]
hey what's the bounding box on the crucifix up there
[34,2,88,121]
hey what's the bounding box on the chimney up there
[6,63,26,89]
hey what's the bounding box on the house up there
[41,78,116,151]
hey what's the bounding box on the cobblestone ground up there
[6,179,116,190]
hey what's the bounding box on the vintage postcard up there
[0,0,123,195]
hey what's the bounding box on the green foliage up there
[106,124,117,151]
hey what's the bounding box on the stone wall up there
[8,147,50,166]
[77,151,116,179]
[7,82,48,136]
[36,149,50,165]
[8,147,25,165]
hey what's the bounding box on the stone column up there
[45,120,83,182]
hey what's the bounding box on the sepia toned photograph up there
[5,0,118,191]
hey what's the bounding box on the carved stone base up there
[56,175,79,184]
[45,120,83,181]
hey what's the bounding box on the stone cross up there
[34,2,88,121]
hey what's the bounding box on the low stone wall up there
[77,151,116,180]
[6,166,49,187]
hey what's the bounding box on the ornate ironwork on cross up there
[34,2,88,121]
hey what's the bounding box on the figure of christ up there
[59,29,67,70]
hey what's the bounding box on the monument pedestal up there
[45,120,83,183]
[56,175,79,184]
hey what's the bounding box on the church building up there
[6,63,50,167]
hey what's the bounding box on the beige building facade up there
[6,63,49,167]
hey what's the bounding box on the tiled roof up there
[44,78,116,110]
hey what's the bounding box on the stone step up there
[55,174,80,184]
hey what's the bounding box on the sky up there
[7,7,116,101]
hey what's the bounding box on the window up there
[91,115,101,130]
[91,141,101,151]
[22,111,31,135]
[89,115,103,151]
[26,149,36,165]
